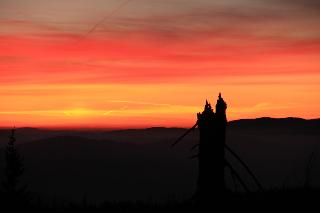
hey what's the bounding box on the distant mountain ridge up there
[228,117,320,134]
[229,117,320,125]
[0,117,319,146]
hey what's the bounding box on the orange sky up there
[0,0,319,128]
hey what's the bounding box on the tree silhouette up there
[1,128,28,209]
[173,93,262,206]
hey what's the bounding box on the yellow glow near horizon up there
[0,75,319,128]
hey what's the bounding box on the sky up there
[0,0,319,128]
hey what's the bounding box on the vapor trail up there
[83,0,133,38]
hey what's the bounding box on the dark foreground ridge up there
[0,111,319,211]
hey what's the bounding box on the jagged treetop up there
[216,93,227,113]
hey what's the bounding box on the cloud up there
[273,0,320,11]
[2,0,320,41]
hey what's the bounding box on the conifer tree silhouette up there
[1,128,28,209]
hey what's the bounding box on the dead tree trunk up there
[196,94,227,202]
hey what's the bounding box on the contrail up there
[83,0,133,38]
[109,100,172,107]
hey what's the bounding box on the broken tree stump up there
[196,93,227,202]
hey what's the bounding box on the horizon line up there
[0,116,318,131]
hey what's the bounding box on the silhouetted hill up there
[0,127,187,147]
[0,117,319,203]
[0,135,197,203]
[0,117,318,146]
[228,117,320,134]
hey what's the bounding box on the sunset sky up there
[0,0,319,128]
